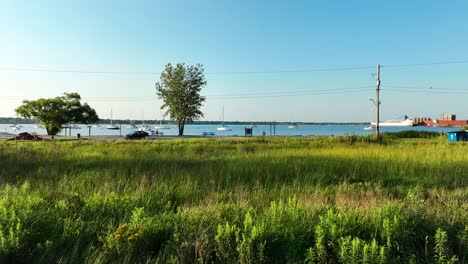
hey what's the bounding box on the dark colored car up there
[8,132,42,141]
[125,131,149,140]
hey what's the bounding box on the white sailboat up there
[10,119,22,130]
[288,123,298,129]
[106,110,120,130]
[127,119,138,129]
[217,106,232,131]
[155,115,170,130]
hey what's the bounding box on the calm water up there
[0,123,457,137]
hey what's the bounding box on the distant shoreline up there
[0,117,369,125]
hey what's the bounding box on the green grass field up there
[0,136,467,263]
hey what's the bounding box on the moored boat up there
[371,116,413,127]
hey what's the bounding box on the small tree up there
[155,63,206,136]
[15,93,99,135]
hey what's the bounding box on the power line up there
[0,67,159,75]
[208,89,371,99]
[205,86,374,96]
[0,87,374,101]
[385,89,468,95]
[0,66,375,75]
[1,59,467,76]
[1,84,467,102]
[384,85,468,91]
[205,66,375,75]
[383,60,468,69]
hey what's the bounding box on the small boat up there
[288,123,298,129]
[106,109,120,130]
[155,124,170,130]
[217,126,232,131]
[10,119,22,130]
[62,124,81,129]
[107,124,120,130]
[139,126,156,135]
[155,118,171,130]
[371,116,413,127]
[217,106,232,131]
[363,126,374,131]
[138,126,152,132]
[127,122,138,129]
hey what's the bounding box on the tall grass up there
[0,137,466,263]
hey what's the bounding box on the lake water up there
[0,123,457,137]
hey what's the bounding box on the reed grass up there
[0,137,466,263]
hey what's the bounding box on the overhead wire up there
[0,86,374,101]
[2,84,468,101]
[1,59,468,76]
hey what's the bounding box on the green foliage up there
[15,92,98,135]
[434,228,458,263]
[457,226,468,263]
[155,63,206,135]
[215,222,240,263]
[237,212,266,264]
[0,182,61,262]
[382,130,442,139]
[0,138,466,262]
[101,207,175,261]
[338,237,386,264]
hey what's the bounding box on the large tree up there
[155,63,207,136]
[15,93,99,135]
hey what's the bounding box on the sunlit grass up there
[0,137,466,263]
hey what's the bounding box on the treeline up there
[0,117,368,125]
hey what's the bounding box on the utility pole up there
[376,64,381,140]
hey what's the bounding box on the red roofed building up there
[436,120,468,127]
[423,120,437,126]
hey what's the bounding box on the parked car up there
[125,131,149,139]
[7,132,42,141]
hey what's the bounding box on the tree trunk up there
[46,125,60,135]
[178,120,185,136]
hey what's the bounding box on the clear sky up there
[1,0,468,122]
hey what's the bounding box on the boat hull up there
[370,119,413,127]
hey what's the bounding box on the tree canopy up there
[15,93,99,135]
[155,63,207,136]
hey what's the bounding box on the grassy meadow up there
[0,135,467,263]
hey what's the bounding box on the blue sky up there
[1,0,468,122]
